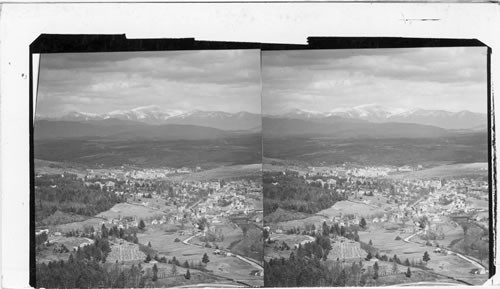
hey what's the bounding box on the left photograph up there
[33,50,264,288]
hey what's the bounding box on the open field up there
[174,164,262,181]
[191,222,243,250]
[387,162,488,180]
[272,214,330,231]
[269,233,313,247]
[359,225,488,285]
[38,210,89,227]
[264,208,311,224]
[136,226,263,286]
[48,217,105,233]
[97,202,164,220]
[36,236,94,264]
[36,246,71,264]
[34,159,87,177]
[317,200,386,218]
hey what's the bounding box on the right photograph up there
[262,47,490,287]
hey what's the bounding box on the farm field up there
[328,239,365,261]
[106,240,146,263]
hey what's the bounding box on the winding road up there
[180,232,263,287]
[182,233,263,271]
[403,230,487,273]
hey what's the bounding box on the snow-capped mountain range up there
[37,104,487,131]
[37,105,261,131]
[272,104,487,130]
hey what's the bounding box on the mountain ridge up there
[37,107,261,131]
[270,105,486,130]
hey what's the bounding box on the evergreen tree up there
[406,267,412,278]
[185,269,191,280]
[360,218,367,229]
[202,253,210,264]
[152,264,158,281]
[369,239,373,246]
[423,251,430,263]
[365,252,373,261]
[373,262,379,280]
[392,260,399,274]
[101,224,109,238]
[322,221,330,236]
[138,219,146,230]
[171,263,177,276]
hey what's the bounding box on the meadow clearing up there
[136,225,263,286]
[358,223,488,285]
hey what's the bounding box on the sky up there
[262,47,488,114]
[36,49,262,116]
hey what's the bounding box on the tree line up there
[35,174,122,225]
[263,172,346,215]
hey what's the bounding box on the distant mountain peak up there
[38,106,260,131]
[273,105,486,130]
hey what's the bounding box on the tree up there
[202,253,210,264]
[373,262,379,280]
[148,241,152,247]
[185,269,191,280]
[145,254,152,263]
[322,221,330,236]
[406,267,412,278]
[171,263,177,276]
[183,260,189,268]
[404,258,410,266]
[360,218,367,229]
[114,271,126,288]
[138,219,146,230]
[369,239,373,246]
[392,260,399,274]
[263,229,269,240]
[365,252,372,261]
[101,224,109,238]
[423,251,430,263]
[152,264,158,281]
